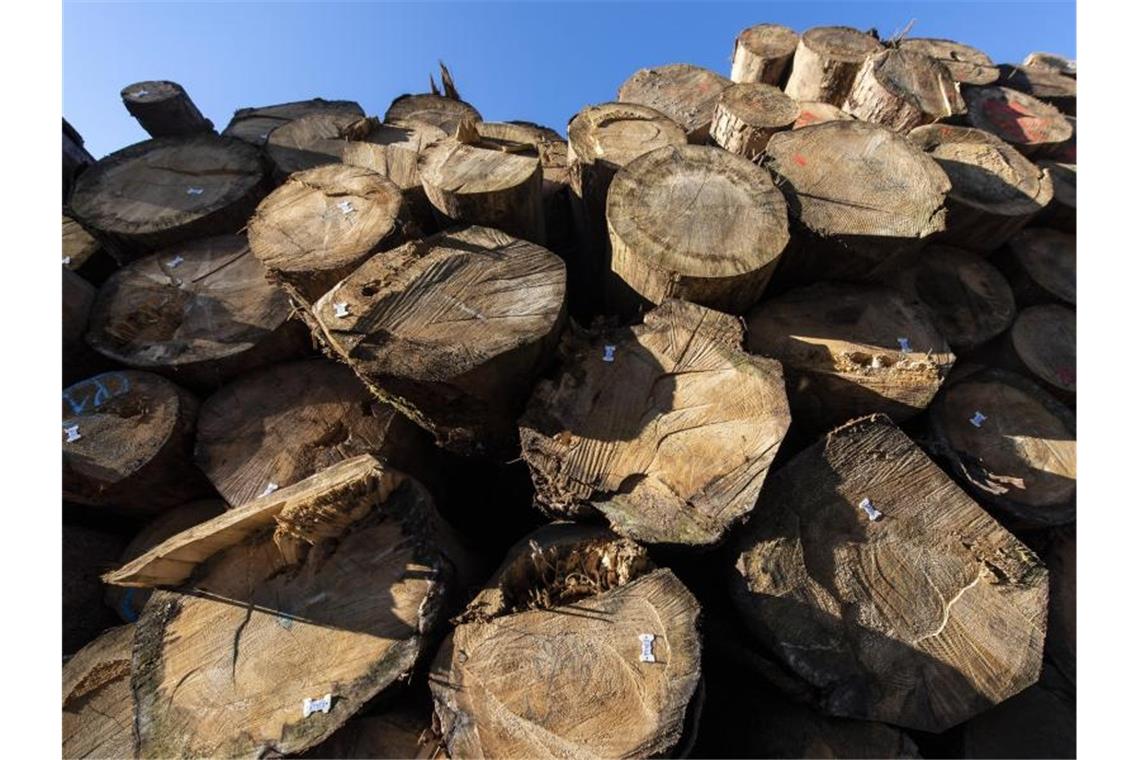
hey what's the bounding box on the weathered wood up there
[63,214,117,283]
[121,80,214,138]
[384,93,482,134]
[617,63,731,142]
[730,23,799,86]
[265,110,361,179]
[897,38,999,86]
[608,144,789,313]
[731,414,1048,732]
[62,624,135,759]
[784,26,883,106]
[303,708,444,759]
[223,98,365,146]
[844,48,965,131]
[520,299,791,546]
[997,64,1077,116]
[957,664,1075,758]
[746,282,955,432]
[709,83,799,158]
[964,86,1072,158]
[792,99,854,128]
[1045,527,1076,689]
[63,118,96,202]
[996,228,1076,307]
[63,525,128,654]
[1024,52,1076,78]
[308,226,566,458]
[1036,160,1075,232]
[63,267,106,386]
[1005,304,1076,404]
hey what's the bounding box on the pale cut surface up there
[731,23,799,85]
[1011,304,1076,395]
[223,99,365,146]
[844,48,965,131]
[63,215,101,270]
[1024,52,1077,77]
[996,64,1077,116]
[567,102,687,171]
[964,86,1072,155]
[617,63,731,140]
[731,415,1048,732]
[710,83,799,158]
[792,100,854,128]
[341,118,449,190]
[265,111,361,176]
[898,38,999,86]
[801,25,882,61]
[62,624,135,760]
[419,137,539,195]
[785,26,883,104]
[1007,228,1076,305]
[384,93,482,133]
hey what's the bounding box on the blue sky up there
[64,1,1075,159]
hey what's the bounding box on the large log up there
[730,414,1048,732]
[63,267,106,386]
[223,98,364,146]
[384,92,482,134]
[792,99,854,128]
[784,26,883,106]
[995,228,1076,307]
[520,299,790,546]
[963,86,1072,158]
[63,118,96,202]
[956,664,1075,758]
[897,38,1000,86]
[303,708,444,759]
[1024,52,1076,78]
[730,23,799,85]
[1045,527,1076,689]
[264,110,362,179]
[617,63,731,142]
[62,624,135,759]
[63,524,128,654]
[120,80,214,138]
[1036,160,1075,232]
[607,144,789,313]
[308,226,566,458]
[1004,303,1076,404]
[844,48,965,131]
[709,83,799,158]
[63,214,117,284]
[997,64,1077,116]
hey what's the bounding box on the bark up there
[784,26,883,106]
[63,267,107,386]
[1036,161,1075,233]
[844,48,965,132]
[121,80,214,138]
[709,82,799,158]
[1023,52,1076,78]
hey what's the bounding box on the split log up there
[431,523,701,758]
[223,98,365,146]
[1045,527,1076,688]
[607,144,790,313]
[62,624,135,759]
[1024,52,1076,78]
[304,708,444,759]
[997,64,1077,116]
[897,38,1000,86]
[520,299,790,546]
[844,48,965,131]
[957,664,1075,758]
[730,414,1048,732]
[908,124,1053,251]
[195,358,429,507]
[63,525,128,654]
[617,63,731,142]
[63,214,117,284]
[745,282,955,432]
[63,267,106,386]
[996,228,1076,307]
[709,83,799,158]
[105,455,463,758]
[265,110,362,179]
[120,80,214,138]
[1004,304,1076,404]
[384,93,482,134]
[85,233,306,388]
[1037,160,1075,232]
[63,370,209,514]
[308,226,567,458]
[963,86,1072,158]
[792,99,853,128]
[63,118,96,202]
[730,23,799,85]
[248,164,406,305]
[69,134,266,261]
[784,26,883,106]
[927,368,1075,526]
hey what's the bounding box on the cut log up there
[843,48,965,131]
[1045,527,1076,689]
[63,370,209,514]
[431,523,701,758]
[248,164,406,305]
[303,708,444,759]
[897,38,1000,86]
[63,214,117,284]
[85,233,306,388]
[730,23,799,85]
[520,299,790,546]
[996,228,1076,307]
[264,110,362,179]
[730,414,1048,732]
[195,358,428,507]
[784,26,883,106]
[384,93,482,134]
[63,118,96,202]
[106,456,463,758]
[308,226,567,458]
[121,80,214,138]
[957,667,1075,759]
[963,86,1072,158]
[616,63,732,142]
[927,368,1075,527]
[607,144,790,313]
[908,124,1053,252]
[709,83,799,158]
[69,134,266,261]
[223,98,365,146]
[63,525,128,654]
[63,267,106,386]
[745,282,955,432]
[1024,52,1076,78]
[62,624,135,759]
[997,64,1077,116]
[1036,160,1075,232]
[792,99,853,128]
[1005,304,1076,404]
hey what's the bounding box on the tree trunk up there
[1036,160,1075,232]
[307,226,567,459]
[384,93,482,134]
[63,214,117,285]
[963,86,1072,158]
[994,228,1076,307]
[731,414,1049,733]
[120,80,214,138]
[62,524,128,654]
[792,99,853,128]
[997,64,1077,116]
[898,38,1000,86]
[709,83,799,158]
[520,299,790,546]
[264,110,364,180]
[62,624,135,759]
[730,23,799,86]
[1024,52,1076,78]
[63,118,95,203]
[223,98,364,147]
[1002,304,1077,405]
[784,26,883,106]
[63,267,107,386]
[607,144,789,314]
[844,49,965,132]
[617,63,731,143]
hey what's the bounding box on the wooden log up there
[63,118,96,202]
[1024,52,1076,78]
[784,26,883,106]
[520,300,790,546]
[908,124,1053,252]
[431,523,701,758]
[745,282,955,432]
[844,48,965,132]
[303,708,444,759]
[63,370,209,514]
[69,134,266,262]
[63,267,106,386]
[62,624,135,759]
[607,144,789,313]
[308,225,567,458]
[223,98,365,146]
[265,110,362,179]
[1005,304,1076,404]
[617,63,731,142]
[792,99,853,128]
[1036,161,1075,232]
[927,368,1075,527]
[248,164,407,305]
[63,525,128,654]
[1045,527,1076,689]
[963,86,1072,158]
[897,38,1000,86]
[730,414,1049,732]
[996,228,1076,307]
[85,234,306,389]
[957,666,1075,759]
[105,455,464,758]
[730,23,799,85]
[709,83,799,158]
[63,214,117,284]
[120,80,214,138]
[384,93,482,134]
[195,358,429,507]
[997,64,1077,116]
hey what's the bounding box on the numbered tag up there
[858,497,883,521]
[638,633,656,663]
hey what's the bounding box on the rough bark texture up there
[62,624,135,759]
[731,23,799,86]
[1007,304,1076,404]
[897,38,999,86]
[997,64,1077,116]
[617,63,731,142]
[264,110,362,179]
[844,48,965,132]
[995,228,1076,307]
[121,80,215,138]
[1023,52,1076,78]
[384,93,482,134]
[223,98,365,147]
[792,100,854,128]
[63,525,129,655]
[1036,160,1075,232]
[784,26,883,106]
[964,86,1072,158]
[710,83,799,158]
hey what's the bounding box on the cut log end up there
[265,110,362,178]
[1000,227,1076,307]
[731,23,799,85]
[617,63,731,142]
[710,83,799,158]
[223,98,365,146]
[785,26,883,105]
[844,48,965,132]
[384,93,482,134]
[121,80,214,138]
[897,38,999,86]
[964,86,1072,157]
[62,624,135,760]
[1011,303,1076,400]
[792,100,854,128]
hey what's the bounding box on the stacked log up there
[63,214,117,284]
[844,48,965,131]
[120,80,214,137]
[709,82,799,158]
[897,37,999,86]
[264,110,363,178]
[996,228,1076,307]
[63,118,96,202]
[997,64,1077,116]
[62,624,135,758]
[63,268,106,385]
[1037,160,1076,232]
[784,26,883,105]
[730,23,799,85]
[384,92,482,133]
[1024,52,1076,78]
[617,63,731,142]
[62,525,128,655]
[223,98,365,146]
[1002,303,1077,404]
[792,99,853,128]
[963,86,1073,158]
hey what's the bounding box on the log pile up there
[62,22,1076,756]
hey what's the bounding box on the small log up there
[431,523,701,758]
[731,414,1049,732]
[709,83,799,158]
[908,124,1053,251]
[520,299,790,546]
[63,370,209,514]
[62,624,135,758]
[997,64,1077,116]
[120,80,214,138]
[792,99,853,128]
[927,368,1075,527]
[63,267,106,386]
[1024,52,1076,78]
[223,98,365,146]
[69,134,266,261]
[384,93,482,134]
[963,86,1072,158]
[63,214,117,284]
[63,118,96,202]
[608,144,790,313]
[996,228,1076,307]
[303,708,444,759]
[308,226,567,458]
[85,234,305,388]
[1005,304,1076,404]
[248,164,406,305]
[617,63,731,142]
[784,26,883,106]
[265,110,362,179]
[844,48,965,131]
[195,358,429,507]
[730,23,799,85]
[1036,161,1075,232]
[957,666,1075,759]
[62,525,128,654]
[745,282,955,432]
[897,38,1000,86]
[1045,527,1076,689]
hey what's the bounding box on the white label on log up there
[333,302,351,318]
[62,256,72,266]
[639,633,656,663]
[302,693,332,718]
[134,89,149,97]
[186,187,204,196]
[871,355,883,369]
[337,200,355,215]
[970,411,987,428]
[167,255,184,268]
[897,337,911,353]
[260,133,270,140]
[603,345,616,362]
[259,482,279,498]
[858,497,883,521]
[64,425,82,443]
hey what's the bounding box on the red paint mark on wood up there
[982,97,1049,143]
[793,153,808,166]
[798,111,819,125]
